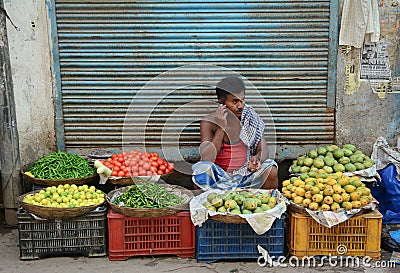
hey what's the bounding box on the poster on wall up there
[360,40,391,80]
[360,39,399,95]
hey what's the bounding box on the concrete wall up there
[335,1,400,155]
[3,0,399,167]
[4,0,56,166]
[336,67,399,154]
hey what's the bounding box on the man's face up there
[222,91,245,118]
[366,50,374,59]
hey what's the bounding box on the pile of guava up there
[291,144,375,175]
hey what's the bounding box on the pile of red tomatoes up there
[99,150,174,177]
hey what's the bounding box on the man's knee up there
[262,166,278,189]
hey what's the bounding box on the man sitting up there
[192,75,278,191]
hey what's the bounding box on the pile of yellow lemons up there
[23,184,105,208]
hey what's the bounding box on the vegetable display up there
[27,151,96,179]
[99,150,174,177]
[114,182,184,208]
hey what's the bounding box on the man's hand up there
[248,156,261,172]
[214,104,228,130]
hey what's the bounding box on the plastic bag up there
[370,137,400,224]
[381,224,400,252]
[379,164,400,213]
[371,136,400,180]
[371,163,400,224]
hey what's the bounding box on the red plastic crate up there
[107,209,195,261]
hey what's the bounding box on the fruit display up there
[98,150,174,177]
[282,172,374,211]
[22,184,105,208]
[291,144,375,174]
[202,190,279,215]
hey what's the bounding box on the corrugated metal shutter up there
[49,0,338,158]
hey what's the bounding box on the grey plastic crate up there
[17,206,107,260]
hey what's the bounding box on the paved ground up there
[0,223,398,273]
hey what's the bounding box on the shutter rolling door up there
[51,0,337,155]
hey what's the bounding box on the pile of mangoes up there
[282,171,373,211]
[202,190,277,215]
[291,144,375,174]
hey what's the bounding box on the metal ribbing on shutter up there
[52,0,337,152]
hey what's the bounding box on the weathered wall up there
[4,0,56,166]
[335,1,400,155]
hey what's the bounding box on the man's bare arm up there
[254,137,269,162]
[199,119,225,161]
[248,138,269,172]
[199,104,229,161]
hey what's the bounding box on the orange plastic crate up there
[288,210,382,260]
[107,209,195,261]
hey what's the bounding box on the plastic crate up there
[17,206,108,260]
[196,215,286,262]
[107,209,195,261]
[288,210,382,260]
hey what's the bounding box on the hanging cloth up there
[339,0,380,48]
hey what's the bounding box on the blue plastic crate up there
[196,215,286,262]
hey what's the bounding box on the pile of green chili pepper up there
[114,182,184,208]
[28,151,96,179]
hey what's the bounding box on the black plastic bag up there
[381,224,400,252]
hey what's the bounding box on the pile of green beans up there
[115,182,184,208]
[28,151,96,179]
